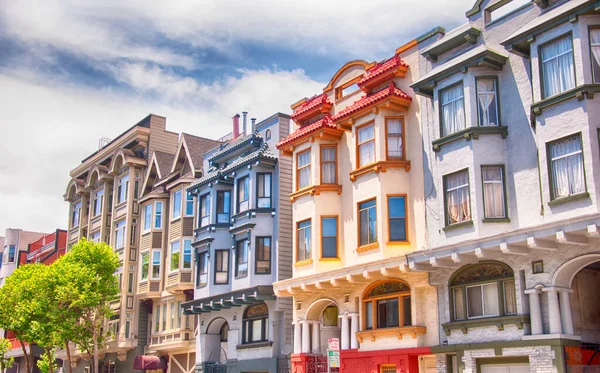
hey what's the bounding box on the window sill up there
[532,84,600,116]
[432,126,508,152]
[443,220,474,232]
[142,230,151,236]
[170,216,182,223]
[349,160,411,181]
[356,326,426,343]
[235,275,248,280]
[482,218,510,223]
[356,242,379,253]
[231,208,275,220]
[548,192,589,207]
[294,259,313,267]
[441,315,528,336]
[237,341,273,350]
[319,257,341,262]
[290,185,342,202]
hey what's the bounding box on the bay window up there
[72,201,81,227]
[591,28,600,83]
[363,280,411,330]
[482,166,507,219]
[237,177,249,213]
[257,173,272,208]
[115,220,126,249]
[255,237,271,274]
[476,78,499,126]
[199,193,211,227]
[185,191,194,216]
[214,250,229,284]
[541,35,575,98]
[6,245,16,263]
[141,251,149,281]
[242,303,269,344]
[388,195,407,242]
[385,118,404,159]
[93,189,104,216]
[151,250,161,279]
[548,134,585,199]
[217,191,231,223]
[297,220,311,262]
[117,175,129,204]
[183,239,192,269]
[143,203,152,231]
[358,199,377,246]
[297,150,311,190]
[170,241,180,271]
[320,145,337,184]
[235,239,248,278]
[357,123,375,167]
[172,189,182,219]
[321,217,338,258]
[154,201,163,229]
[444,170,471,226]
[197,251,208,288]
[154,306,160,333]
[440,83,465,136]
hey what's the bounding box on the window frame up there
[172,189,182,220]
[198,193,211,228]
[538,32,577,100]
[72,201,82,228]
[140,251,150,281]
[438,81,466,138]
[255,236,272,275]
[357,197,378,248]
[443,168,472,227]
[320,216,339,259]
[481,165,509,220]
[296,219,312,263]
[93,188,104,217]
[590,27,600,84]
[143,203,152,232]
[214,249,230,285]
[117,174,129,204]
[185,190,194,217]
[362,280,412,331]
[320,144,338,185]
[115,220,126,249]
[546,132,587,201]
[242,303,269,344]
[387,194,408,243]
[182,238,192,270]
[475,76,501,127]
[356,122,376,168]
[296,149,312,190]
[216,190,231,224]
[154,201,163,229]
[256,173,272,209]
[385,116,406,160]
[237,176,250,213]
[196,251,209,288]
[170,240,181,273]
[235,239,249,279]
[335,76,362,100]
[151,249,161,280]
[6,245,16,263]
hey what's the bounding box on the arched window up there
[242,303,269,344]
[363,280,411,330]
[449,261,516,321]
[220,322,228,342]
[265,129,272,140]
[322,305,339,327]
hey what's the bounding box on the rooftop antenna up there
[98,137,111,150]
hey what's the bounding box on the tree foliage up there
[0,338,15,373]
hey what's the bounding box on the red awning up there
[134,356,165,370]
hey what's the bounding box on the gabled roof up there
[358,55,409,90]
[155,151,176,180]
[181,133,220,173]
[207,132,263,165]
[290,93,333,123]
[333,82,412,122]
[276,115,339,150]
[140,151,175,198]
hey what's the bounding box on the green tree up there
[0,338,15,373]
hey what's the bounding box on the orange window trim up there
[362,279,411,331]
[296,149,311,191]
[296,218,311,263]
[384,116,406,161]
[320,144,338,185]
[357,196,377,249]
[335,76,362,100]
[356,121,376,169]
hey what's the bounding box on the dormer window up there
[440,83,465,137]
[485,0,530,24]
[540,34,575,99]
[335,78,361,100]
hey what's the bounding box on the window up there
[141,251,149,280]
[242,303,269,344]
[363,280,411,330]
[162,304,167,331]
[321,217,338,258]
[322,306,339,326]
[125,321,131,339]
[72,201,81,227]
[297,220,311,262]
[450,262,516,321]
[357,123,375,167]
[183,239,192,269]
[117,175,129,204]
[128,272,134,293]
[541,35,575,98]
[143,204,152,231]
[388,196,407,242]
[386,118,404,159]
[185,191,194,216]
[91,232,101,243]
[237,177,249,213]
[444,170,471,226]
[93,189,104,216]
[548,134,585,199]
[257,173,272,208]
[151,250,161,280]
[170,302,175,329]
[197,251,208,288]
[265,129,272,140]
[115,220,126,249]
[476,78,499,126]
[154,306,160,333]
[358,199,377,246]
[487,0,530,23]
[255,237,271,274]
[592,29,600,83]
[440,83,465,137]
[177,301,182,329]
[235,239,248,278]
[170,241,180,271]
[6,245,16,263]
[154,201,163,229]
[214,250,229,284]
[217,191,231,223]
[297,150,311,190]
[320,146,337,184]
[199,194,211,227]
[172,189,182,219]
[482,166,507,219]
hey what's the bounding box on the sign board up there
[328,337,340,351]
[327,350,340,369]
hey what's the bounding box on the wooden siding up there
[152,232,162,248]
[137,302,149,346]
[148,115,178,156]
[182,217,194,237]
[141,232,152,251]
[277,119,294,281]
[170,219,182,241]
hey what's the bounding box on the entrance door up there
[480,364,530,373]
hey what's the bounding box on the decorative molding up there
[290,184,343,202]
[432,126,508,152]
[442,315,529,336]
[532,85,600,116]
[356,326,427,343]
[349,160,411,181]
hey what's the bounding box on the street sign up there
[327,350,340,369]
[328,337,340,351]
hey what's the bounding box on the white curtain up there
[446,171,470,224]
[441,84,465,136]
[387,119,403,158]
[477,79,498,126]
[298,151,311,188]
[321,147,336,183]
[550,136,584,198]
[541,36,575,97]
[591,29,600,82]
[504,280,516,315]
[483,283,499,316]
[483,167,505,218]
[358,125,375,166]
[453,288,466,320]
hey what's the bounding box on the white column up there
[525,288,543,335]
[340,313,350,350]
[559,290,574,335]
[545,289,563,334]
[311,321,320,353]
[293,321,302,354]
[301,320,311,353]
[350,313,359,349]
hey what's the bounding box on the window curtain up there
[358,125,375,166]
[467,286,483,317]
[446,171,470,224]
[542,36,575,97]
[321,148,336,183]
[591,29,600,82]
[387,119,403,158]
[550,136,584,198]
[441,84,465,136]
[298,152,311,188]
[504,280,516,315]
[483,167,505,218]
[483,283,499,316]
[453,288,466,320]
[477,79,498,126]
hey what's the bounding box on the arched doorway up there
[305,299,341,354]
[205,318,228,365]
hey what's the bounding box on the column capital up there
[542,286,572,293]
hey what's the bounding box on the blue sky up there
[0,0,474,234]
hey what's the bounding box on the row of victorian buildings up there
[3,0,600,372]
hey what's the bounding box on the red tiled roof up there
[358,55,409,87]
[291,93,332,121]
[276,115,337,149]
[333,82,412,121]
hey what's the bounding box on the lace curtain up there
[297,151,311,189]
[441,84,465,136]
[446,171,470,225]
[541,36,575,97]
[358,125,375,166]
[483,167,505,218]
[591,29,600,82]
[477,79,498,126]
[321,147,336,183]
[387,118,403,158]
[550,136,584,198]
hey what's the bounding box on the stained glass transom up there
[366,281,410,298]
[245,303,268,318]
[450,262,513,286]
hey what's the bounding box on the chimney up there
[232,114,240,140]
[251,118,256,133]
[242,111,248,135]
